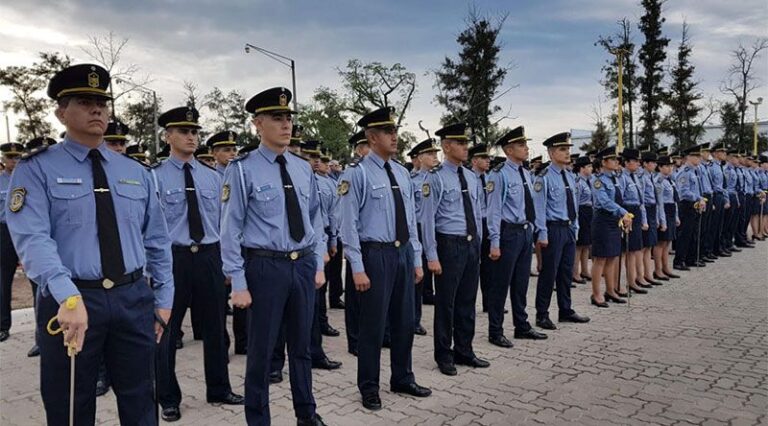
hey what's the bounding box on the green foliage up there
[202,87,257,146]
[637,0,670,148]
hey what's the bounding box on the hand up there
[57,297,88,354]
[622,216,633,229]
[323,252,330,264]
[353,272,371,292]
[315,270,326,289]
[725,202,731,210]
[427,260,442,275]
[224,276,232,287]
[414,267,424,284]
[329,246,338,258]
[660,225,667,232]
[676,218,681,227]
[537,240,549,249]
[154,308,171,344]
[489,247,501,261]
[231,290,252,309]
[642,223,649,231]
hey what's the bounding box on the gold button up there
[102,279,114,289]
[289,251,299,260]
[394,240,401,247]
[190,245,199,253]
[467,235,473,241]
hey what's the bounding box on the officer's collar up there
[63,137,112,163]
[506,159,522,170]
[442,159,460,172]
[257,143,288,164]
[548,162,565,173]
[368,151,389,169]
[216,163,227,172]
[168,153,196,170]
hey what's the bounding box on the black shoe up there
[580,273,593,281]
[208,392,245,405]
[27,344,40,357]
[572,277,587,284]
[329,300,345,309]
[652,273,670,281]
[362,394,382,410]
[616,291,629,297]
[645,278,663,286]
[635,280,653,289]
[298,414,328,426]
[693,261,706,267]
[559,313,591,323]
[382,339,391,348]
[162,406,181,422]
[414,325,427,335]
[702,257,715,263]
[604,293,627,304]
[716,251,731,257]
[665,272,680,278]
[269,370,283,384]
[536,317,557,330]
[348,348,358,357]
[0,330,9,342]
[455,356,490,368]
[629,287,648,294]
[590,296,609,308]
[730,247,742,252]
[437,362,457,376]
[312,357,342,370]
[235,347,247,355]
[489,335,514,348]
[514,329,548,340]
[673,264,690,271]
[175,338,184,349]
[391,382,432,397]
[321,324,340,337]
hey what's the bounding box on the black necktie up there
[383,162,410,244]
[519,166,535,222]
[670,176,680,202]
[721,162,727,188]
[630,173,643,204]
[480,173,487,205]
[183,163,204,243]
[276,154,305,242]
[89,149,126,281]
[611,174,624,205]
[457,166,478,238]
[561,170,577,221]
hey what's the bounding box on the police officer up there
[103,119,129,154]
[572,156,593,284]
[153,106,243,421]
[6,63,173,425]
[422,123,489,375]
[194,145,216,168]
[339,107,431,410]
[697,144,716,263]
[706,143,729,258]
[638,151,665,284]
[468,143,493,312]
[221,87,327,426]
[653,155,680,279]
[288,124,304,155]
[533,132,590,328]
[721,150,740,253]
[620,148,650,293]
[673,145,707,270]
[486,127,548,347]
[127,144,150,164]
[0,142,25,343]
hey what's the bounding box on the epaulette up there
[428,164,442,174]
[149,160,164,169]
[231,151,250,162]
[123,153,150,169]
[538,167,548,177]
[20,145,49,160]
[199,161,216,171]
[492,162,505,172]
[289,151,310,162]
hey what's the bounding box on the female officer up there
[619,149,650,295]
[572,156,593,284]
[653,156,680,280]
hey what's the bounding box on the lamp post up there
[609,48,629,152]
[244,43,298,111]
[115,79,160,159]
[749,97,763,156]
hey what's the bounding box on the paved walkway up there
[1,244,767,425]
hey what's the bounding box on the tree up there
[721,38,768,147]
[202,87,256,145]
[596,18,639,147]
[434,7,515,144]
[297,87,355,161]
[637,0,670,148]
[0,52,71,141]
[581,101,611,153]
[122,92,163,152]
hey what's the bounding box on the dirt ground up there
[9,268,34,310]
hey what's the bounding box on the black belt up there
[245,246,314,261]
[73,268,144,290]
[546,220,572,226]
[361,241,406,249]
[172,242,219,254]
[501,221,531,231]
[436,232,476,242]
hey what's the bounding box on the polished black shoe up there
[235,347,247,355]
[673,264,690,271]
[208,392,245,405]
[580,273,593,281]
[437,362,458,376]
[645,278,663,286]
[162,406,181,422]
[455,356,490,368]
[0,330,10,342]
[414,325,427,335]
[616,291,629,298]
[391,382,432,397]
[590,296,609,308]
[329,300,345,309]
[536,317,557,330]
[489,335,514,348]
[629,287,648,294]
[572,277,587,284]
[321,324,340,337]
[665,272,681,278]
[635,281,653,289]
[312,357,342,370]
[559,313,591,323]
[652,273,670,281]
[716,251,731,257]
[362,394,382,410]
[729,247,742,252]
[269,370,283,384]
[298,414,328,426]
[514,328,548,340]
[175,338,184,349]
[694,261,706,267]
[27,344,40,357]
[702,257,715,263]
[605,293,627,304]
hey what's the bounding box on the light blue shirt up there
[575,174,592,207]
[621,170,648,226]
[472,168,489,219]
[487,159,536,249]
[0,171,11,223]
[215,163,227,178]
[5,138,174,308]
[593,171,628,219]
[338,152,422,273]
[698,163,713,194]
[657,174,678,225]
[316,172,339,248]
[411,169,428,223]
[220,144,325,292]
[676,164,703,202]
[152,155,222,246]
[705,160,725,194]
[532,162,579,242]
[421,160,483,261]
[725,164,738,196]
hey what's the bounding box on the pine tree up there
[637,0,670,148]
[660,23,702,150]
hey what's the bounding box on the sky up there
[1,0,767,155]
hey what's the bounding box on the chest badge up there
[533,181,543,192]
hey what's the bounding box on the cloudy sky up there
[1,0,767,155]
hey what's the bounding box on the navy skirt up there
[751,195,764,215]
[642,204,658,248]
[577,205,593,246]
[622,205,643,252]
[591,209,621,258]
[658,204,677,242]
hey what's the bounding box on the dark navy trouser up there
[535,224,576,319]
[488,224,533,338]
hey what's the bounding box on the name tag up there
[256,183,273,192]
[56,178,82,185]
[119,178,142,186]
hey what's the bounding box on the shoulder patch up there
[20,145,49,161]
[222,184,231,202]
[593,179,603,189]
[337,180,350,196]
[231,151,250,163]
[9,187,26,212]
[429,164,442,174]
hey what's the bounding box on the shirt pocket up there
[443,187,460,203]
[114,183,147,224]
[199,188,219,214]
[163,188,186,220]
[49,183,92,226]
[253,184,281,217]
[369,183,388,207]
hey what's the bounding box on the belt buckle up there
[102,278,114,289]
[466,235,473,241]
[289,251,299,260]
[394,240,401,248]
[190,245,199,253]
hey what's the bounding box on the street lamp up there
[114,78,161,159]
[609,47,629,152]
[749,97,763,156]
[244,43,298,112]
